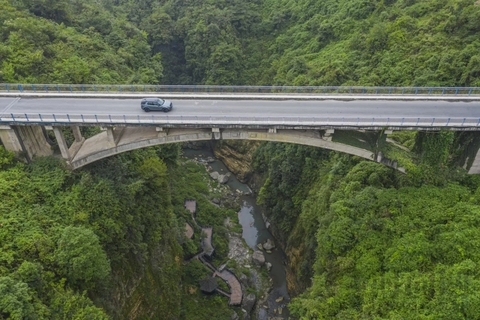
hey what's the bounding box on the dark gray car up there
[140,98,173,112]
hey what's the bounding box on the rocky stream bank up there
[183,144,290,320]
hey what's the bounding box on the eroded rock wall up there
[213,140,260,184]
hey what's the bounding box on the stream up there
[183,147,290,319]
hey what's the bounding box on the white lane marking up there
[0,97,21,116]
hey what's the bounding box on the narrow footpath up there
[184,199,243,306]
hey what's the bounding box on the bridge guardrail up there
[1,84,480,95]
[1,113,479,128]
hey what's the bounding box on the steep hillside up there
[4,0,480,86]
[0,0,162,83]
[258,0,480,86]
[251,133,480,318]
[0,146,183,318]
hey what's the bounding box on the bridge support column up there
[156,127,167,137]
[0,125,53,161]
[52,127,71,160]
[49,126,85,162]
[72,126,83,142]
[212,128,221,140]
[101,126,124,147]
[268,127,277,133]
[106,127,116,148]
[0,125,24,154]
[69,126,85,160]
[323,129,334,141]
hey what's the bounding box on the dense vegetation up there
[252,132,480,319]
[0,144,237,319]
[3,0,480,318]
[0,145,179,318]
[3,0,480,86]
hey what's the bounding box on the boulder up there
[218,174,230,184]
[206,157,216,163]
[212,198,220,204]
[256,243,263,250]
[239,273,249,286]
[241,309,250,320]
[242,293,256,314]
[231,312,239,320]
[266,262,272,271]
[210,171,219,180]
[262,239,275,251]
[252,250,265,266]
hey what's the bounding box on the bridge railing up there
[1,113,479,128]
[1,84,480,95]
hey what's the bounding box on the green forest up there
[2,0,480,86]
[0,143,240,319]
[254,137,480,319]
[2,0,480,319]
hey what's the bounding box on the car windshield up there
[158,99,165,105]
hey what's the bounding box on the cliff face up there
[213,140,261,184]
[101,236,182,319]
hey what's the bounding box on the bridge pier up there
[156,127,167,137]
[0,125,53,161]
[105,127,116,148]
[101,126,125,147]
[212,128,221,140]
[51,126,85,162]
[322,129,334,141]
[0,125,24,154]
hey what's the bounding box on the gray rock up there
[256,243,263,250]
[242,293,256,314]
[262,239,275,251]
[266,262,272,271]
[257,308,268,320]
[210,171,219,180]
[239,273,249,286]
[218,174,230,184]
[212,198,220,204]
[241,309,250,320]
[231,312,239,320]
[252,250,265,266]
[206,157,216,163]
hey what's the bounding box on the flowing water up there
[183,147,290,319]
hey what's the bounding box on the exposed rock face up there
[228,234,251,265]
[214,141,260,183]
[252,250,265,266]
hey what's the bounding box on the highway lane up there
[2,97,480,119]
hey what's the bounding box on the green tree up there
[0,277,36,320]
[54,226,110,289]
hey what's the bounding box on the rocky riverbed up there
[183,147,290,320]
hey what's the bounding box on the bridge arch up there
[67,126,404,171]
